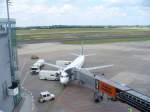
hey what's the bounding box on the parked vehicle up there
[31,55,39,60]
[38,91,55,103]
[39,70,59,80]
[30,59,45,74]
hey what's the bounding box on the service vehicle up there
[38,91,55,103]
[39,70,59,80]
[30,59,45,74]
[31,55,39,59]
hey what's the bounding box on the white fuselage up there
[60,55,85,85]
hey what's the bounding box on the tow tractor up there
[38,91,55,103]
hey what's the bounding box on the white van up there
[39,70,59,81]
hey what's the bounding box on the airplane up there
[45,46,113,86]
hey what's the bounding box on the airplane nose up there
[60,77,69,85]
[60,72,69,85]
[60,79,65,84]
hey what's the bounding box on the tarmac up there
[19,93,33,112]
[17,41,150,112]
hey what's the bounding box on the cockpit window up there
[60,75,69,78]
[31,68,37,70]
[65,69,72,74]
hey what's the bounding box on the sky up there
[0,0,150,26]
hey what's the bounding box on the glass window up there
[31,68,37,70]
[0,24,7,34]
[146,104,150,107]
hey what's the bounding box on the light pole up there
[6,0,22,106]
[6,0,14,81]
[6,0,11,21]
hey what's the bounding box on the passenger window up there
[43,95,46,97]
[47,94,50,96]
[137,99,140,102]
[141,101,144,104]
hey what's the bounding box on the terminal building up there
[0,19,21,112]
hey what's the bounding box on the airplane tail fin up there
[71,42,95,56]
[71,42,84,56]
[80,42,96,56]
[81,42,84,55]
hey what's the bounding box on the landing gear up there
[79,80,84,85]
[62,84,67,88]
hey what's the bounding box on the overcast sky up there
[0,0,150,26]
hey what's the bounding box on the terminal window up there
[0,24,7,34]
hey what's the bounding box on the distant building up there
[0,19,21,112]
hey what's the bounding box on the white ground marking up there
[21,71,29,86]
[24,88,27,91]
[20,60,35,111]
[29,93,35,111]
[20,60,28,74]
[32,96,35,111]
[20,59,29,86]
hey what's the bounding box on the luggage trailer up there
[94,75,150,112]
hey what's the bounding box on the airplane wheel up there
[55,78,57,81]
[63,85,65,88]
[51,97,55,100]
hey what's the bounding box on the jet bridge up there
[74,70,150,112]
[73,69,95,89]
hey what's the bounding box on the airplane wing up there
[44,62,64,69]
[84,53,96,57]
[70,53,79,56]
[56,60,72,67]
[71,53,96,57]
[82,64,114,71]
